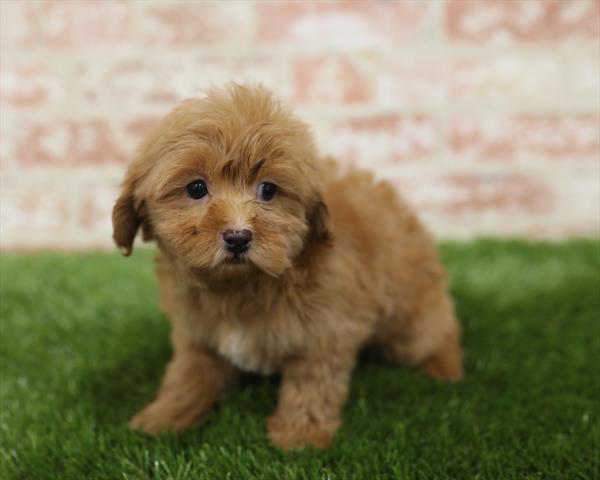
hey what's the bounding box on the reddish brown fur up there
[113,84,463,450]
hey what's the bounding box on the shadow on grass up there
[79,321,173,426]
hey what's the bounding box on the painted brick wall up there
[1,0,599,250]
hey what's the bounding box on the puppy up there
[112,84,463,450]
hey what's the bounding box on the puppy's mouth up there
[223,253,248,266]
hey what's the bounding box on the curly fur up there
[112,84,463,450]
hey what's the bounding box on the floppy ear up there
[308,195,332,243]
[112,170,154,256]
[112,182,141,257]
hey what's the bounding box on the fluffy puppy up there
[112,84,463,450]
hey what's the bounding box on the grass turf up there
[0,240,599,479]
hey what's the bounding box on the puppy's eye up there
[186,179,208,200]
[257,182,277,202]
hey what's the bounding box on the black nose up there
[222,229,253,254]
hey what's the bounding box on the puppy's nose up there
[222,229,253,254]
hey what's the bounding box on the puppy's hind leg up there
[382,292,463,382]
[129,346,236,435]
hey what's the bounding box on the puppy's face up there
[113,86,329,280]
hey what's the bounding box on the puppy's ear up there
[112,182,140,257]
[112,174,153,256]
[308,195,332,243]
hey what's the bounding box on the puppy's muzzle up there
[223,229,253,254]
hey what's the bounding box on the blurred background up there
[0,0,598,250]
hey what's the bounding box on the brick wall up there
[1,0,598,250]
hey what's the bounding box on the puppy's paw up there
[267,414,336,450]
[128,400,197,435]
[419,344,464,382]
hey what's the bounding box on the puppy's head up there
[112,84,330,280]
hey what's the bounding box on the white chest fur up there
[214,325,279,374]
[217,328,266,373]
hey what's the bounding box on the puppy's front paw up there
[267,414,336,450]
[129,400,197,435]
[419,337,464,382]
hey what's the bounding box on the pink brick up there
[293,56,371,104]
[79,180,120,234]
[442,174,553,214]
[0,183,68,239]
[138,2,250,45]
[450,115,600,161]
[77,57,284,107]
[376,55,448,108]
[0,64,62,107]
[394,173,553,215]
[450,52,563,107]
[258,0,430,47]
[126,117,162,138]
[447,0,552,43]
[122,116,162,153]
[0,1,39,48]
[554,0,600,41]
[78,61,178,106]
[0,119,14,175]
[447,0,599,44]
[41,0,131,47]
[330,115,437,165]
[17,120,126,167]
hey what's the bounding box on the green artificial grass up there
[1,240,599,479]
